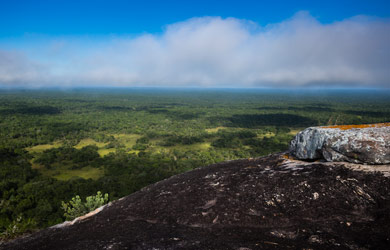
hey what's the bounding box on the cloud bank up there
[0,12,389,88]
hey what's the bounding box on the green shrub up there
[61,191,109,221]
[1,215,37,240]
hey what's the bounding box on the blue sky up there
[1,0,389,36]
[0,0,389,88]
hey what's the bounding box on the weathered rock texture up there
[2,154,390,250]
[289,123,390,164]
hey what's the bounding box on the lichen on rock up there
[289,123,390,164]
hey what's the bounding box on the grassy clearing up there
[153,141,212,152]
[74,138,107,149]
[26,133,212,180]
[289,129,300,136]
[30,161,44,170]
[170,142,212,151]
[39,164,104,181]
[148,138,161,145]
[112,133,142,149]
[257,132,275,139]
[74,138,119,156]
[52,167,104,181]
[205,127,228,133]
[26,141,63,153]
[98,148,116,157]
[26,133,213,159]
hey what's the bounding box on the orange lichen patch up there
[282,154,295,160]
[323,123,390,130]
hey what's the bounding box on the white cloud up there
[0,12,389,88]
[0,50,48,86]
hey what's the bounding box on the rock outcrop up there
[289,123,390,164]
[2,153,390,250]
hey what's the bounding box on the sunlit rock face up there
[289,123,390,164]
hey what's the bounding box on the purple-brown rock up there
[2,153,390,250]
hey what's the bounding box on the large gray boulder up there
[289,123,390,164]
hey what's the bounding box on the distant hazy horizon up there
[1,86,390,96]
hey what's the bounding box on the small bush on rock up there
[61,191,109,221]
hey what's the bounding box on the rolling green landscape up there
[1,88,390,238]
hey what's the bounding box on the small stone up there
[202,199,217,209]
[313,192,319,200]
[308,235,322,244]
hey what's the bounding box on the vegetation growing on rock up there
[61,191,109,221]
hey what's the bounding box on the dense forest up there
[1,88,390,239]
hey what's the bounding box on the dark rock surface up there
[289,123,390,164]
[2,154,390,250]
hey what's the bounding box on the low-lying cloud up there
[1,12,389,88]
